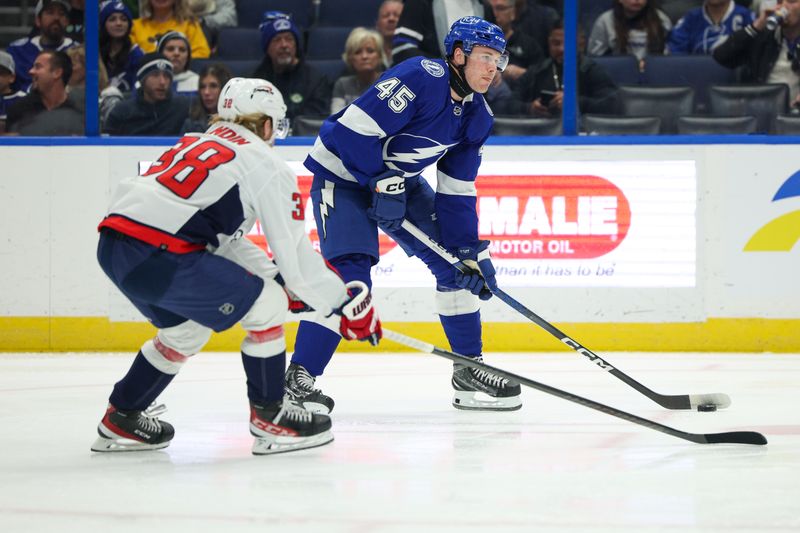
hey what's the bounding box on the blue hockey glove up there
[454,240,496,301]
[366,170,406,232]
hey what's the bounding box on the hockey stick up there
[399,219,731,411]
[383,329,766,446]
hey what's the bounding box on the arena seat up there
[193,58,260,77]
[773,114,800,135]
[616,85,695,134]
[306,27,353,60]
[643,55,736,112]
[676,115,758,135]
[292,115,327,136]
[492,116,563,136]
[709,84,789,134]
[216,28,262,60]
[317,0,383,27]
[589,55,642,86]
[306,59,347,81]
[582,114,661,135]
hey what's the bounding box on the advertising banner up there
[248,160,697,288]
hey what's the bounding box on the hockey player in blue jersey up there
[286,16,522,413]
[667,0,754,55]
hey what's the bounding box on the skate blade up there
[90,436,170,452]
[252,430,334,455]
[452,390,522,411]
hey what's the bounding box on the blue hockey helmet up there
[444,16,508,69]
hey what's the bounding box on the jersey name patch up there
[421,59,445,78]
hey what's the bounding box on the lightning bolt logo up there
[318,180,335,240]
[382,134,455,176]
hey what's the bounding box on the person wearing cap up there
[252,11,331,122]
[0,51,26,133]
[6,0,76,91]
[130,0,210,59]
[104,52,190,135]
[100,0,144,93]
[5,49,84,136]
[157,30,198,96]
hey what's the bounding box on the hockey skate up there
[284,363,335,414]
[250,399,333,455]
[452,359,522,411]
[91,403,175,452]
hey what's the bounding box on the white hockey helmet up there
[217,77,290,140]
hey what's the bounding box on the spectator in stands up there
[7,0,76,91]
[514,1,560,58]
[485,71,517,114]
[65,44,85,105]
[65,0,84,42]
[157,31,198,96]
[187,0,238,51]
[588,0,672,67]
[392,0,493,64]
[97,61,125,131]
[668,0,755,54]
[714,0,800,108]
[28,0,84,42]
[181,62,232,132]
[131,0,210,59]
[331,28,386,114]
[5,50,84,136]
[514,22,618,117]
[0,51,26,134]
[252,12,331,121]
[104,52,191,135]
[376,0,403,64]
[100,0,144,93]
[489,0,545,85]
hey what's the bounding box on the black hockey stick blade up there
[492,286,732,411]
[397,219,731,411]
[383,329,767,446]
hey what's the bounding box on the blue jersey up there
[6,35,76,91]
[0,89,26,121]
[304,57,493,250]
[667,3,754,55]
[107,44,144,93]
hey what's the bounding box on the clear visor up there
[469,50,510,72]
[273,117,290,140]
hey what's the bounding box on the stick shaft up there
[398,220,729,411]
[383,329,766,446]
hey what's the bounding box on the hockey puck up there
[697,404,717,412]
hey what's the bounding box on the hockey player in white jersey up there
[91,77,381,455]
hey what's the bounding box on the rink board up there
[0,142,798,351]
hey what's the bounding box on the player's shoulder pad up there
[392,57,449,87]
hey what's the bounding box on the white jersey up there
[100,121,347,316]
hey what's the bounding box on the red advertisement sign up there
[248,174,631,261]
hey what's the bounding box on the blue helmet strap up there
[447,52,472,99]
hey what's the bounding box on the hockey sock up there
[439,310,483,357]
[109,351,176,411]
[291,320,342,376]
[241,350,286,403]
[291,253,373,376]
